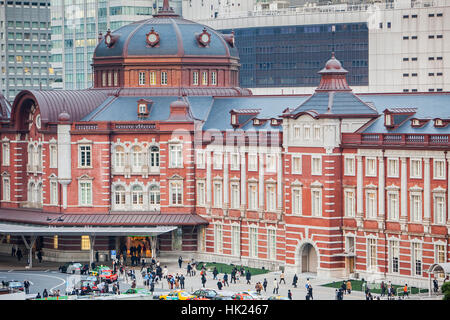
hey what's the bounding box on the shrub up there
[443,291,450,301]
[441,282,450,294]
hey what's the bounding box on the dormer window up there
[412,119,420,126]
[271,119,280,126]
[137,99,152,117]
[385,114,392,126]
[435,118,444,127]
[231,114,237,125]
[253,119,260,125]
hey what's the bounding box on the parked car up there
[78,280,99,295]
[159,290,195,300]
[231,293,255,300]
[268,295,290,300]
[239,290,264,300]
[90,265,110,276]
[124,288,152,295]
[5,280,24,291]
[98,269,118,283]
[191,288,220,300]
[59,262,82,274]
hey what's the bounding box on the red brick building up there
[0,1,448,284]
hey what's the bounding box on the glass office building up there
[221,22,368,88]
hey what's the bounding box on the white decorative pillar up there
[57,118,72,209]
[223,152,229,214]
[400,157,408,231]
[356,156,363,216]
[447,159,450,226]
[277,152,282,210]
[378,156,385,229]
[259,152,264,211]
[424,158,431,226]
[206,150,212,210]
[240,151,246,211]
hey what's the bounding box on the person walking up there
[43,289,48,298]
[223,273,229,287]
[163,266,168,279]
[178,256,183,269]
[179,274,185,289]
[380,281,386,297]
[273,278,279,294]
[201,273,207,288]
[213,267,219,280]
[16,248,22,261]
[433,279,439,293]
[11,245,16,257]
[279,271,286,285]
[341,280,346,295]
[263,278,268,292]
[403,284,409,298]
[292,274,298,288]
[245,270,251,285]
[346,280,352,294]
[288,289,292,300]
[24,280,30,294]
[217,279,223,290]
[231,269,236,284]
[187,263,192,276]
[307,284,313,300]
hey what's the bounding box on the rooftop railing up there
[342,133,450,147]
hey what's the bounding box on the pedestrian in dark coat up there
[201,274,207,288]
[263,278,268,292]
[245,270,251,285]
[217,280,223,290]
[288,290,292,300]
[95,251,99,263]
[292,274,298,288]
[223,273,229,286]
[43,289,48,298]
[178,256,183,268]
[180,275,185,289]
[307,285,313,300]
[16,248,22,261]
[212,267,219,280]
[37,250,42,263]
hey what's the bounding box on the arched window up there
[114,146,125,168]
[36,183,43,206]
[28,182,35,203]
[114,185,126,206]
[36,145,42,170]
[132,185,143,205]
[132,146,142,168]
[28,145,35,168]
[149,185,160,206]
[150,146,159,169]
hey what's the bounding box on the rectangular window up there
[267,229,276,260]
[2,177,10,201]
[249,227,258,258]
[49,144,57,168]
[2,143,10,166]
[81,235,91,250]
[293,126,301,139]
[193,71,199,85]
[202,71,208,85]
[161,71,168,85]
[50,180,58,205]
[436,244,446,264]
[433,159,445,179]
[266,154,276,172]
[231,225,240,256]
[150,71,156,85]
[311,189,322,217]
[291,155,302,174]
[389,240,399,273]
[368,238,377,269]
[79,145,91,167]
[214,224,223,254]
[387,192,399,220]
[197,181,205,206]
[344,189,355,217]
[410,159,422,178]
[231,184,240,209]
[411,193,422,222]
[169,144,183,168]
[170,181,183,205]
[292,188,302,215]
[138,71,146,85]
[387,158,399,177]
[213,152,222,170]
[248,184,258,210]
[196,150,205,169]
[303,126,311,140]
[266,185,276,212]
[434,194,445,224]
[366,190,377,219]
[344,157,355,176]
[211,71,217,85]
[79,181,92,206]
[213,182,222,208]
[412,243,422,276]
[230,153,239,170]
[248,154,257,171]
[313,126,321,140]
[311,156,322,175]
[366,158,377,176]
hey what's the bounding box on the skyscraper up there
[50,0,182,90]
[0,0,53,103]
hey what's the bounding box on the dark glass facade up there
[220,22,368,88]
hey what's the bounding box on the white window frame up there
[230,153,239,170]
[412,242,422,276]
[291,187,302,215]
[2,142,10,166]
[138,71,146,86]
[192,71,199,85]
[201,71,208,85]
[291,155,302,174]
[265,154,276,173]
[248,183,258,210]
[313,126,321,140]
[366,190,377,219]
[149,71,156,85]
[410,192,422,222]
[344,188,356,217]
[387,191,399,221]
[387,158,399,178]
[196,150,205,169]
[433,159,446,180]
[169,144,183,168]
[248,153,257,171]
[367,238,377,269]
[435,244,446,264]
[389,239,400,274]
[365,157,377,177]
[293,126,301,139]
[78,144,92,168]
[433,193,446,225]
[114,145,125,169]
[161,71,168,85]
[149,146,160,170]
[211,71,217,85]
[311,188,322,217]
[231,225,240,256]
[311,155,322,176]
[2,176,10,201]
[303,125,311,140]
[169,180,183,206]
[230,183,240,209]
[214,224,223,254]
[410,159,422,179]
[213,181,223,208]
[114,185,126,208]
[266,184,276,212]
[50,179,58,205]
[49,144,57,168]
[196,181,206,206]
[249,226,258,258]
[344,156,355,176]
[79,180,93,206]
[149,185,160,207]
[131,185,144,207]
[267,229,277,260]
[213,152,222,170]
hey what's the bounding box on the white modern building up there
[183,0,450,95]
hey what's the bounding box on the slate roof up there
[357,93,450,134]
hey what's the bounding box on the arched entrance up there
[301,243,318,273]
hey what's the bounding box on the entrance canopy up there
[427,263,450,297]
[0,223,177,236]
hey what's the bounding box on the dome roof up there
[94,15,239,60]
